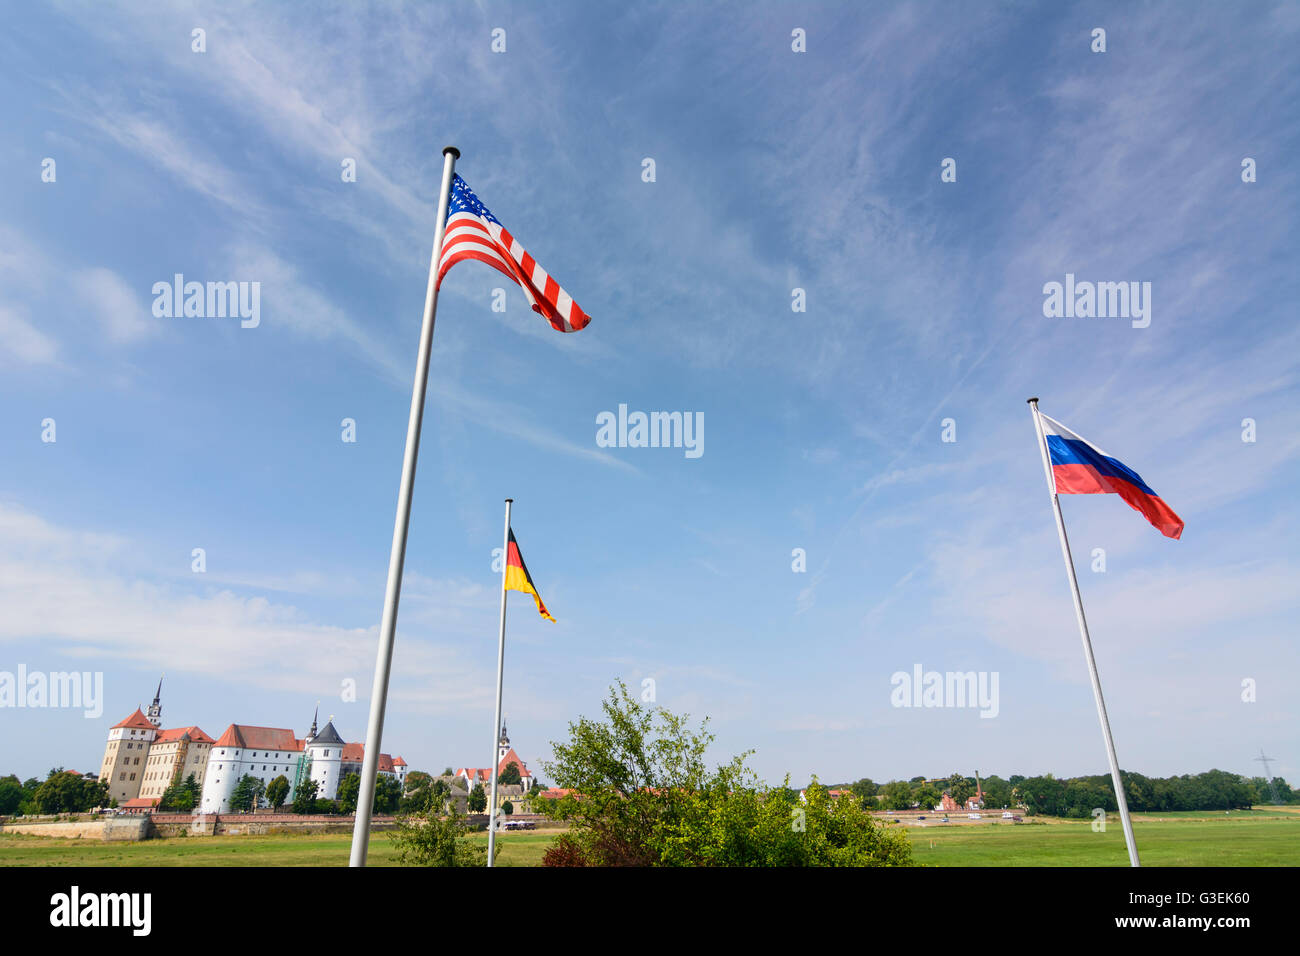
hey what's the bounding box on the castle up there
[99,680,406,813]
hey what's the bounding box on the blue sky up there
[1,1,1297,790]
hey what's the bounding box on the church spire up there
[309,702,319,739]
[146,674,163,727]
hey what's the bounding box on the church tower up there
[146,675,163,727]
[497,721,511,763]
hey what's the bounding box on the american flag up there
[437,174,591,333]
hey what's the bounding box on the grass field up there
[0,829,556,867]
[906,817,1299,866]
[1,811,1296,866]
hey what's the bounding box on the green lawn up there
[0,829,556,867]
[905,817,1300,866]
[1,814,1296,866]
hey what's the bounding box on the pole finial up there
[1027,397,1039,404]
[443,145,461,159]
[504,497,513,503]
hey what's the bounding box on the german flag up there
[505,528,554,621]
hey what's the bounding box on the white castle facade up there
[100,682,406,813]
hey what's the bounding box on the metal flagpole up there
[348,145,460,867]
[1028,398,1140,867]
[486,497,513,867]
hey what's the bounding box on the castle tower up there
[99,706,161,806]
[306,717,344,801]
[497,721,510,763]
[145,675,163,727]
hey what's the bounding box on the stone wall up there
[4,812,408,840]
[0,820,105,839]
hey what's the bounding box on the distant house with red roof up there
[455,724,535,804]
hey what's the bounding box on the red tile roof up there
[121,797,158,808]
[212,724,303,752]
[392,757,407,767]
[336,742,398,772]
[111,708,155,730]
[340,742,364,762]
[153,726,215,744]
[497,748,530,775]
[537,788,574,799]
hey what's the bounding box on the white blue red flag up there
[437,174,591,333]
[1040,413,1184,539]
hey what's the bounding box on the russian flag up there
[1040,413,1184,540]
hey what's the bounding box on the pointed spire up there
[309,702,319,738]
[146,674,164,727]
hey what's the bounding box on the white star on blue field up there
[0,1,1296,789]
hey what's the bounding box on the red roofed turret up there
[111,708,155,730]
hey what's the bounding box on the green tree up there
[501,800,514,816]
[498,762,522,786]
[913,785,941,810]
[228,775,264,813]
[880,780,914,811]
[849,778,878,804]
[337,772,361,814]
[980,775,1012,809]
[265,775,290,810]
[401,776,449,815]
[291,777,319,815]
[0,775,24,816]
[158,773,202,812]
[389,809,494,867]
[946,774,973,807]
[468,783,487,813]
[538,681,913,867]
[32,770,110,814]
[404,770,432,793]
[375,775,403,815]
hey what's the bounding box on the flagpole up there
[486,498,512,867]
[348,145,460,867]
[1028,397,1140,867]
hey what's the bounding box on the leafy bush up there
[538,681,914,867]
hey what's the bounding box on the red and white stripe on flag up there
[436,174,591,333]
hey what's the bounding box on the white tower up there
[306,718,344,801]
[497,721,511,763]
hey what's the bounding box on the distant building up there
[98,682,406,814]
[198,709,407,813]
[98,679,215,807]
[935,774,985,813]
[138,726,216,803]
[456,724,535,795]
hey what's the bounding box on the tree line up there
[832,769,1296,816]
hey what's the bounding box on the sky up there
[1,1,1297,791]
